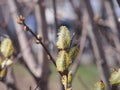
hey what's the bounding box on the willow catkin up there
[1,59,13,69]
[0,68,7,81]
[56,26,70,49]
[69,45,79,62]
[0,38,14,58]
[56,51,70,72]
[68,71,72,85]
[94,80,106,90]
[0,56,2,65]
[109,68,120,85]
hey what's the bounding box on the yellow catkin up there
[94,80,106,90]
[1,59,13,69]
[0,38,14,58]
[56,26,70,49]
[69,45,79,62]
[56,51,69,72]
[109,68,120,85]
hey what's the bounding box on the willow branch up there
[22,22,56,66]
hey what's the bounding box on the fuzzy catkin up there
[56,26,70,50]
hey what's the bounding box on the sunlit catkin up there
[1,59,13,69]
[68,71,72,85]
[0,57,2,65]
[0,38,14,58]
[109,68,120,85]
[56,26,70,49]
[56,51,69,72]
[94,80,106,90]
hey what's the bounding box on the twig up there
[22,22,56,67]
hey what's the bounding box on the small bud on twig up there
[35,40,40,44]
[37,34,42,41]
[17,15,25,24]
[23,26,29,31]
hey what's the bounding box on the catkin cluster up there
[56,26,80,90]
[0,38,14,81]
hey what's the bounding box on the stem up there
[23,22,56,66]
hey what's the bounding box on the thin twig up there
[23,22,56,67]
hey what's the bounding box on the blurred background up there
[0,0,120,90]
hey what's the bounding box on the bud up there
[56,26,70,49]
[23,26,29,31]
[17,15,25,24]
[35,40,40,44]
[1,38,14,58]
[37,34,42,40]
[1,59,13,69]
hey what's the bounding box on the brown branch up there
[83,0,111,90]
[23,22,56,67]
[103,0,120,64]
[117,0,120,7]
[71,8,88,76]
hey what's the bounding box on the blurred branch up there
[69,0,82,19]
[5,69,18,90]
[8,0,42,78]
[23,22,56,66]
[71,9,88,76]
[104,0,120,64]
[117,0,120,7]
[83,0,111,90]
[108,0,120,32]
